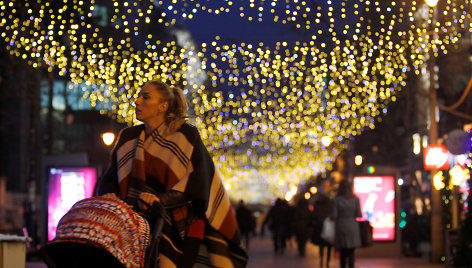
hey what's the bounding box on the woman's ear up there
[160,102,169,113]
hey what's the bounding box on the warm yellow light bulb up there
[102,132,115,146]
[354,155,363,166]
[425,0,439,7]
[321,136,331,147]
[433,171,445,190]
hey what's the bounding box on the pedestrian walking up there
[236,200,255,250]
[284,199,295,249]
[291,198,312,257]
[43,80,248,267]
[311,192,333,267]
[262,198,291,255]
[331,179,362,268]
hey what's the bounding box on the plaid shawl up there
[96,123,247,268]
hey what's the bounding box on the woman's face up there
[135,84,168,124]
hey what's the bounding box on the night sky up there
[163,1,352,45]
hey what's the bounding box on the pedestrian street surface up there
[247,235,445,268]
[27,235,445,268]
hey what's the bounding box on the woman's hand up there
[102,193,118,199]
[138,192,161,211]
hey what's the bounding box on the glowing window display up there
[353,176,396,241]
[47,167,97,241]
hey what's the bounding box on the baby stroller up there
[41,195,165,268]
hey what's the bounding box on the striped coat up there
[95,123,247,267]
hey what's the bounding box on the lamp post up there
[425,0,443,263]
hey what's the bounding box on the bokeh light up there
[1,0,470,202]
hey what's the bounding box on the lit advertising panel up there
[353,176,396,241]
[47,167,97,241]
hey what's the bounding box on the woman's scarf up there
[115,123,247,267]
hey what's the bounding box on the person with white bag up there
[312,193,333,267]
[331,180,362,268]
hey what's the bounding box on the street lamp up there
[425,0,438,7]
[354,155,363,166]
[310,186,318,194]
[304,192,311,200]
[321,136,331,147]
[102,132,115,146]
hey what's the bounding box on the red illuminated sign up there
[423,144,449,170]
[353,176,396,242]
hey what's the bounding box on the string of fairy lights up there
[1,0,471,202]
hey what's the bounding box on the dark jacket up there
[292,199,312,234]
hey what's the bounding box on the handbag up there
[320,217,336,245]
[358,220,373,247]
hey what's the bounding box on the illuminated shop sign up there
[423,144,449,170]
[47,167,97,241]
[353,176,396,241]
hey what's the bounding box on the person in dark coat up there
[236,200,255,249]
[331,179,362,268]
[291,198,312,257]
[284,199,296,248]
[312,193,333,267]
[262,198,291,255]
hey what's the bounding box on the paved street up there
[246,236,444,268]
[28,235,445,268]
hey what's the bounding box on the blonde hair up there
[146,80,188,134]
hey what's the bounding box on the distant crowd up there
[235,179,363,268]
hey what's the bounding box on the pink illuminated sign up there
[353,176,396,241]
[47,167,97,241]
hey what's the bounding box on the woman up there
[95,80,247,267]
[331,179,362,268]
[312,193,333,267]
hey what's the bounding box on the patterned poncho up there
[95,123,247,268]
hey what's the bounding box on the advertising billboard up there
[47,166,97,241]
[353,176,396,241]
